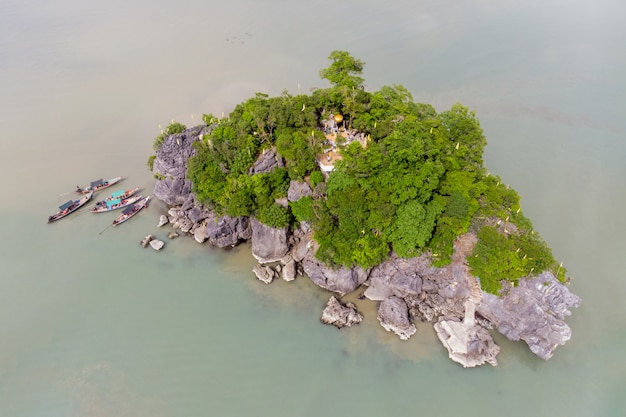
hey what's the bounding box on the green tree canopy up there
[175,50,568,293]
[319,50,365,89]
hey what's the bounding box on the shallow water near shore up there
[1,0,625,416]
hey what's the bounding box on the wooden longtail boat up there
[101,187,140,202]
[48,191,94,223]
[76,177,122,194]
[91,194,143,213]
[112,196,150,226]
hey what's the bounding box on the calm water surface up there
[1,1,625,416]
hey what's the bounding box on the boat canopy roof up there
[106,198,121,208]
[122,205,135,215]
[111,189,125,198]
[59,200,74,210]
[90,179,104,187]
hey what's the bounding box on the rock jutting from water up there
[321,296,363,328]
[150,123,581,368]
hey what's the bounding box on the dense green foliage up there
[468,224,566,293]
[319,50,365,89]
[179,50,566,293]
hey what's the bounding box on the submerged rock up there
[140,235,153,248]
[321,296,363,328]
[150,239,165,251]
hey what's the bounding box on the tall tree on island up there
[319,50,365,89]
[318,50,367,129]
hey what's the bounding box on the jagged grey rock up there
[477,272,581,360]
[321,296,363,328]
[377,296,417,340]
[434,318,500,367]
[290,231,314,262]
[248,147,284,174]
[250,218,289,263]
[193,224,209,243]
[157,215,169,227]
[204,215,251,247]
[168,231,179,239]
[140,235,153,248]
[176,216,194,233]
[365,255,427,301]
[186,203,212,224]
[153,125,212,205]
[302,254,369,296]
[253,264,276,284]
[282,259,297,282]
[287,180,313,202]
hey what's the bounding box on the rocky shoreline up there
[151,126,581,368]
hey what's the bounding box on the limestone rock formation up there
[150,127,582,367]
[477,272,581,360]
[153,125,212,205]
[165,202,250,248]
[377,296,417,340]
[282,258,297,282]
[253,264,277,284]
[320,296,363,328]
[434,317,500,367]
[364,255,427,301]
[287,180,312,202]
[302,255,369,296]
[250,218,289,263]
[248,147,284,174]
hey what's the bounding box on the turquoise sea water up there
[1,1,625,416]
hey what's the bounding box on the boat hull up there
[91,194,143,213]
[76,177,123,194]
[112,196,150,226]
[48,191,94,223]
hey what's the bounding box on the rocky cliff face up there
[250,218,290,263]
[153,125,213,205]
[478,272,581,360]
[151,126,581,368]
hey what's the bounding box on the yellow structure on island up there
[317,113,368,174]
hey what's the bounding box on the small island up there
[148,51,581,367]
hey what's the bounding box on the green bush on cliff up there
[178,50,567,292]
[290,196,314,223]
[258,203,292,228]
[153,121,187,151]
[147,155,156,171]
